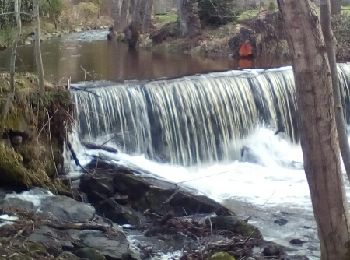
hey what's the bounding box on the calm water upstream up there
[0,30,286,83]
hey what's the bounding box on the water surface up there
[0,30,287,83]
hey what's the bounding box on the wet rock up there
[79,230,134,259]
[57,251,80,260]
[240,145,259,164]
[289,238,306,246]
[97,197,141,225]
[81,159,277,259]
[81,161,232,224]
[1,197,35,212]
[40,196,95,223]
[28,225,72,256]
[274,218,288,226]
[262,243,285,257]
[74,247,106,260]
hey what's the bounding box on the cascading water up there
[68,64,350,260]
[72,64,350,166]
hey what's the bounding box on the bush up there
[333,14,350,60]
[268,2,276,12]
[78,2,99,21]
[198,0,240,26]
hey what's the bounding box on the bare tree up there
[279,0,350,259]
[1,0,21,123]
[331,0,342,15]
[177,0,201,37]
[33,0,45,92]
[320,0,350,182]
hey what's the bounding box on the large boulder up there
[0,189,136,259]
[80,159,232,225]
[150,22,179,44]
[229,12,290,59]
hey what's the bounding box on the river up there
[0,30,286,83]
[1,30,341,259]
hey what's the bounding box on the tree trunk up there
[279,1,350,259]
[331,0,342,16]
[34,0,45,92]
[177,0,201,37]
[320,0,350,183]
[112,0,153,33]
[1,0,21,124]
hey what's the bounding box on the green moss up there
[154,12,178,26]
[342,6,350,16]
[0,144,32,187]
[0,73,72,193]
[237,9,259,22]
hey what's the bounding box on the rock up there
[57,251,80,260]
[79,230,134,259]
[274,218,288,226]
[40,195,95,222]
[228,13,289,59]
[81,162,232,224]
[289,238,306,246]
[74,248,106,260]
[240,145,259,164]
[229,28,256,58]
[210,252,236,260]
[28,225,67,256]
[96,197,141,225]
[262,243,285,257]
[1,197,35,212]
[150,22,179,44]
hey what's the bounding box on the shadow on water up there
[0,30,288,84]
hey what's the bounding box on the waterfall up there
[72,64,350,166]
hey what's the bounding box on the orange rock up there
[239,42,254,58]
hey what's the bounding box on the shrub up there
[78,2,99,21]
[268,2,276,12]
[198,0,241,26]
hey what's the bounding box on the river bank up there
[0,158,308,260]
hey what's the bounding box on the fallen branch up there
[45,221,110,232]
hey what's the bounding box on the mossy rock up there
[0,144,32,187]
[0,143,67,193]
[0,73,72,193]
[210,252,236,260]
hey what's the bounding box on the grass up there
[237,9,260,22]
[154,11,178,26]
[342,5,350,16]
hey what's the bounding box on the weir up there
[72,64,350,166]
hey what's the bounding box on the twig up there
[46,109,59,177]
[37,109,58,141]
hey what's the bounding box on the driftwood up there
[70,86,100,97]
[45,221,111,233]
[82,142,118,154]
[67,141,89,174]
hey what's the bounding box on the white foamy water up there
[69,126,336,259]
[70,127,316,209]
